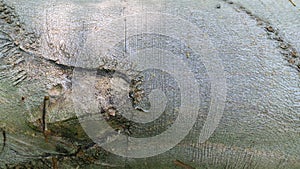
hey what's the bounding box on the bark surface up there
[0,0,300,168]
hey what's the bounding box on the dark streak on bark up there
[44,57,74,71]
[0,128,6,154]
[42,96,49,140]
[173,160,195,169]
[288,0,297,6]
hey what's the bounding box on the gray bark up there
[0,0,299,168]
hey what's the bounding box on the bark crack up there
[222,0,300,71]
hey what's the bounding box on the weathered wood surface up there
[0,0,300,168]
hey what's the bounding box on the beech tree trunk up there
[0,0,299,168]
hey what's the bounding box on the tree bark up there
[0,0,299,168]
